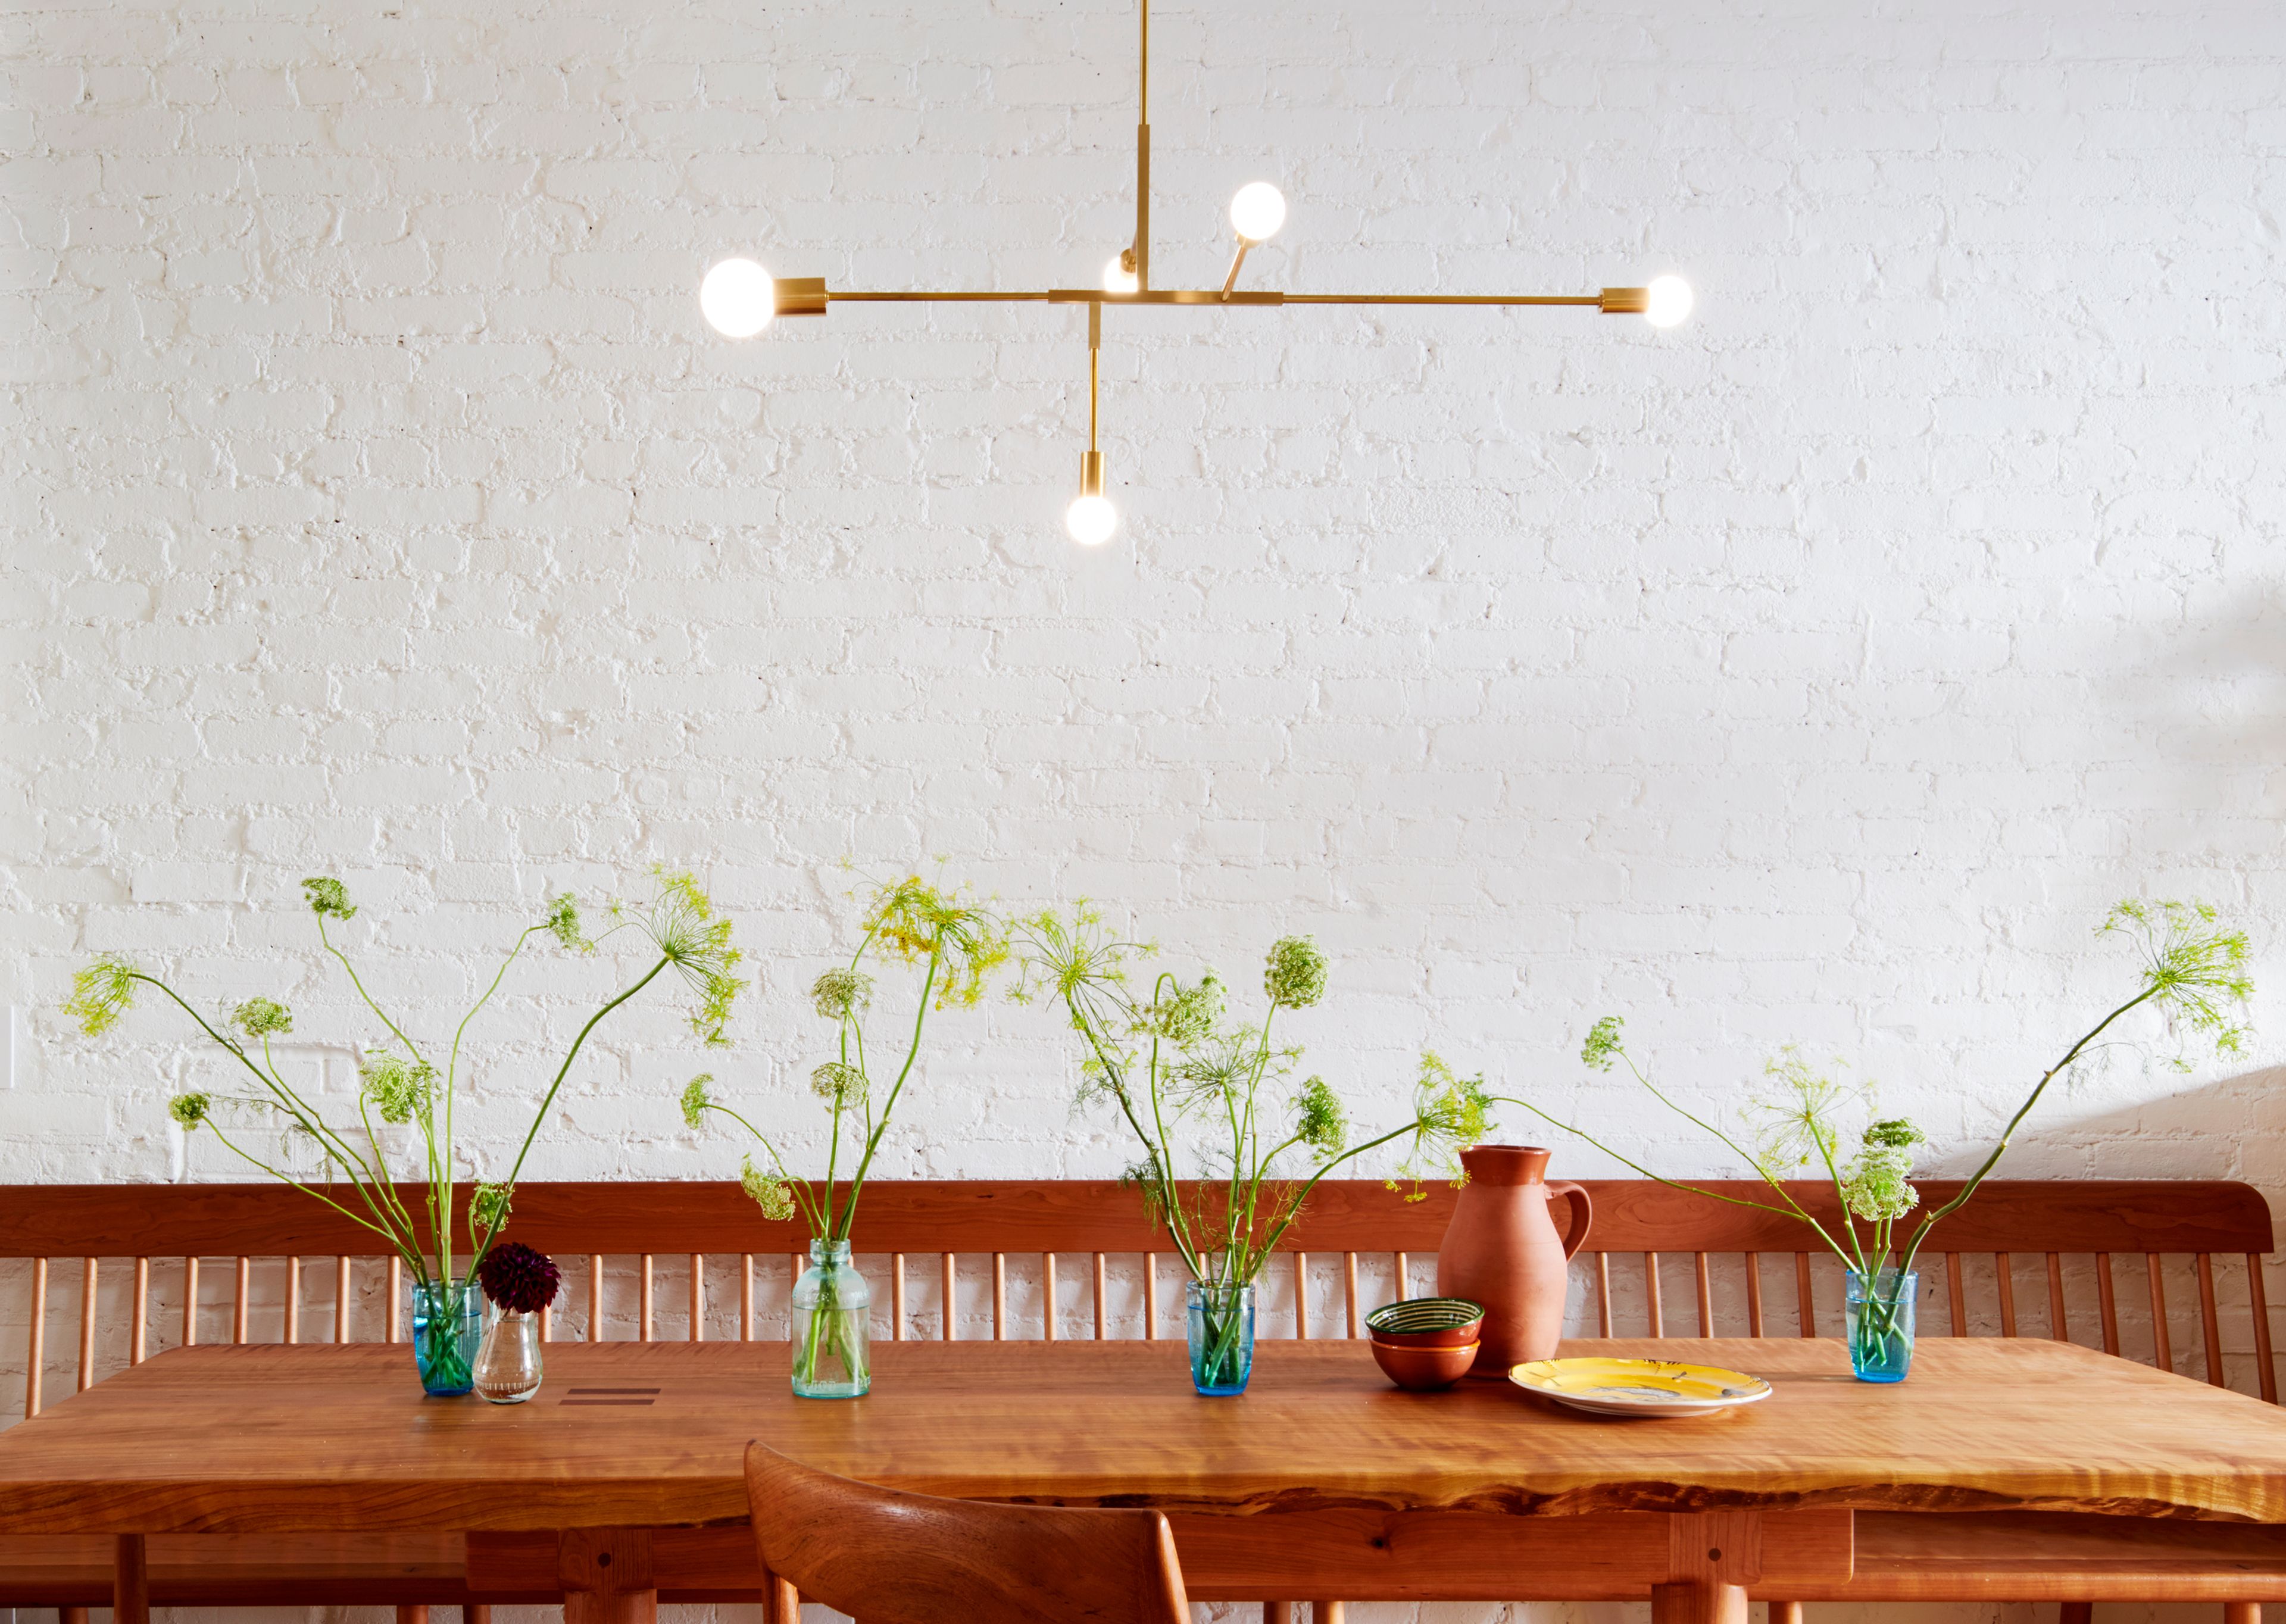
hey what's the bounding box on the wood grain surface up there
[3,1338,2283,1536]
[1,1178,2267,1258]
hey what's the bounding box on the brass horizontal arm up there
[810,286,1645,311]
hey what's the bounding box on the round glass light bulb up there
[1103,257,1139,295]
[1644,274,1694,329]
[699,258,775,338]
[1229,182,1286,242]
[1065,493,1118,546]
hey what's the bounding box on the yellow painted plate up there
[1509,1357,1772,1417]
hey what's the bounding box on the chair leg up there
[464,1607,494,1624]
[398,1608,430,1624]
[1265,1606,1298,1624]
[2225,1607,2260,1624]
[1313,1604,1346,1624]
[1770,1604,1804,1624]
[60,1610,91,1624]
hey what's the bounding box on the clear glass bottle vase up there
[473,1308,544,1404]
[408,1276,483,1398]
[791,1238,872,1399]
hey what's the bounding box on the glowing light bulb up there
[1229,182,1286,242]
[1065,493,1118,546]
[1104,256,1139,295]
[1644,274,1694,329]
[699,258,775,338]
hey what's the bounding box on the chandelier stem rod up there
[1135,0,1151,292]
[1088,301,1101,455]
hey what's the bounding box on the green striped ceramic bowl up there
[1366,1297,1485,1348]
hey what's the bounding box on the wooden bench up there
[2,1176,2276,1620]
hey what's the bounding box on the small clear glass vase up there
[1186,1281,1256,1396]
[473,1308,544,1404]
[408,1276,483,1398]
[1846,1267,1917,1383]
[791,1239,872,1399]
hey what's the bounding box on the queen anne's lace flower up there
[1263,936,1327,1008]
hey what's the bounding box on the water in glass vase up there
[408,1277,483,1397]
[1186,1281,1256,1395]
[1845,1266,1917,1382]
[791,1239,872,1398]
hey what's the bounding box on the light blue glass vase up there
[1845,1267,1916,1383]
[409,1276,483,1397]
[1186,1281,1256,1395]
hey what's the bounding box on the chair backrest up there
[745,1439,1189,1624]
[2,1176,2275,1420]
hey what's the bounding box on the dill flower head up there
[1145,973,1222,1047]
[1747,1049,1852,1178]
[476,1242,560,1314]
[65,954,140,1037]
[680,1073,714,1128]
[230,997,292,1039]
[862,873,1010,1008]
[811,1061,866,1107]
[636,869,745,1047]
[1263,936,1327,1009]
[1294,1075,1347,1155]
[301,877,357,921]
[168,1092,211,1128]
[2101,899,2255,1062]
[544,892,592,953]
[1580,1016,1626,1072]
[471,1181,513,1232]
[741,1154,797,1222]
[358,1051,435,1126]
[1842,1119,1925,1222]
[811,968,873,1022]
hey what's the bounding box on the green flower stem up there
[466,952,673,1282]
[1487,1093,1861,1274]
[1892,982,2162,1282]
[832,940,941,1244]
[316,915,430,1070]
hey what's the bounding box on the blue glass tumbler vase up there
[409,1276,483,1397]
[1186,1281,1256,1396]
[1845,1267,1917,1383]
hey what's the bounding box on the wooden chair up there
[2,1176,2278,1622]
[745,1438,1189,1624]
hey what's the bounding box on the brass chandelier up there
[697,1,1693,546]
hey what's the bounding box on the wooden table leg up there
[1264,1606,1297,1624]
[560,1527,658,1624]
[1651,1580,1748,1624]
[762,1568,800,1624]
[1312,1603,1346,1624]
[1652,1510,1757,1624]
[114,1533,150,1624]
[2225,1606,2260,1624]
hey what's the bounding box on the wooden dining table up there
[5,1334,2286,1624]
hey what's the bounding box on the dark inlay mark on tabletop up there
[563,1386,661,1406]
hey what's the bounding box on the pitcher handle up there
[1548,1181,1593,1258]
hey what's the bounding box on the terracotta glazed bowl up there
[1370,1337,1481,1391]
[1366,1297,1486,1349]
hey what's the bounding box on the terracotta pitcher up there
[1435,1145,1592,1373]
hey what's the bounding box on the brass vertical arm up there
[1135,0,1150,290]
[1220,240,1254,301]
[1080,301,1104,497]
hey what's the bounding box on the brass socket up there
[1079,451,1104,498]
[775,276,830,317]
[1598,286,1650,315]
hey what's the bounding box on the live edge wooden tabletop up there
[2,1337,2283,1536]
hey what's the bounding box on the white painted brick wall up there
[5,0,2286,1616]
